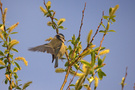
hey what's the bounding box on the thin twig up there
[122,67,128,90]
[60,3,87,90]
[66,64,81,90]
[83,11,104,51]
[133,83,135,90]
[60,66,71,90]
[43,0,59,34]
[78,2,86,38]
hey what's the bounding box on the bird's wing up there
[28,44,54,54]
[54,42,62,56]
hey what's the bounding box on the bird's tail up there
[54,57,58,68]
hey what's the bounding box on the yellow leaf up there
[0,60,5,65]
[89,45,96,48]
[9,39,19,49]
[8,22,19,33]
[99,49,110,56]
[88,76,94,83]
[2,8,8,24]
[46,1,51,8]
[45,37,53,41]
[57,18,66,26]
[5,74,10,81]
[87,30,93,44]
[0,25,5,31]
[0,33,4,40]
[106,22,110,30]
[80,49,91,58]
[47,21,53,26]
[94,76,98,88]
[82,64,87,73]
[14,56,28,66]
[40,6,47,14]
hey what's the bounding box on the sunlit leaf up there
[11,48,18,52]
[108,30,116,32]
[80,60,91,68]
[8,22,19,33]
[99,49,110,56]
[46,1,51,9]
[87,30,92,44]
[0,60,5,65]
[0,50,4,56]
[55,68,65,73]
[103,16,109,19]
[22,81,32,90]
[97,69,106,80]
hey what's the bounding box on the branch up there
[78,2,86,38]
[83,11,104,51]
[61,3,86,90]
[43,0,59,34]
[66,64,81,90]
[60,66,71,90]
[121,67,128,90]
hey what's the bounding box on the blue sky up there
[0,0,135,90]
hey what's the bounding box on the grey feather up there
[55,57,58,68]
[28,44,54,54]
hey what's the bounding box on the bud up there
[94,76,98,88]
[8,22,19,33]
[14,56,28,66]
[99,49,110,56]
[57,18,66,26]
[40,6,48,15]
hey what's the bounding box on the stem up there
[60,66,71,90]
[0,1,12,90]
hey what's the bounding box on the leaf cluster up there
[0,1,32,90]
[40,1,66,34]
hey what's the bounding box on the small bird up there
[28,33,66,68]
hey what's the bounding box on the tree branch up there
[78,2,86,38]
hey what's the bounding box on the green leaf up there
[91,52,95,66]
[10,32,18,34]
[93,47,105,52]
[75,37,80,45]
[5,79,8,84]
[103,16,109,19]
[0,50,4,56]
[111,18,116,22]
[11,48,18,52]
[87,30,93,44]
[101,23,106,29]
[108,30,116,32]
[102,55,106,62]
[97,69,106,80]
[15,62,21,69]
[98,58,103,66]
[22,81,32,90]
[55,68,65,73]
[14,73,18,79]
[71,34,75,45]
[0,66,5,70]
[68,45,72,51]
[109,7,112,15]
[99,30,106,33]
[80,60,91,68]
[75,74,85,90]
[70,84,75,86]
[58,26,66,30]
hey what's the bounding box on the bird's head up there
[56,33,65,42]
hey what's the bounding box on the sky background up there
[0,0,135,90]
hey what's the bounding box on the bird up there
[28,33,66,68]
